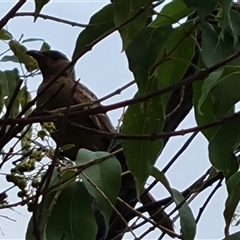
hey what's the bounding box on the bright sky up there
[0,1,239,239]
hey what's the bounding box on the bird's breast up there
[36,78,74,111]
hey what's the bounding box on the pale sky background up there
[0,1,239,239]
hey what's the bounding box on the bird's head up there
[26,50,71,79]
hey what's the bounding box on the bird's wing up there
[72,81,116,133]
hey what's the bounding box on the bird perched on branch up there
[26,50,174,239]
[27,50,114,158]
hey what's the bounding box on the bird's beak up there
[26,50,44,60]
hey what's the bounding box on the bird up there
[26,50,174,239]
[26,50,114,158]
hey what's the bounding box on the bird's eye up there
[52,54,59,61]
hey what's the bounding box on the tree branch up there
[14,12,91,28]
[0,0,26,30]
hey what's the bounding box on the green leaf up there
[219,0,233,38]
[0,29,13,40]
[209,67,240,118]
[226,9,240,46]
[76,149,121,237]
[19,86,32,116]
[150,0,195,28]
[0,85,4,114]
[21,126,32,154]
[4,69,20,96]
[0,55,19,63]
[21,38,51,51]
[123,23,193,194]
[208,114,240,177]
[197,66,240,119]
[72,4,114,60]
[201,23,240,68]
[171,189,196,240]
[151,167,172,192]
[0,71,9,97]
[157,20,196,107]
[114,0,150,50]
[122,84,165,194]
[44,167,76,193]
[9,40,38,72]
[22,38,45,43]
[19,86,29,108]
[224,172,240,237]
[4,68,21,118]
[0,69,21,118]
[60,144,75,151]
[126,25,173,94]
[33,0,50,21]
[45,181,97,240]
[40,41,51,51]
[193,57,217,139]
[26,168,77,240]
[151,167,196,239]
[71,4,114,77]
[183,0,218,19]
[197,69,224,115]
[194,81,216,139]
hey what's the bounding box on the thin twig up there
[14,12,91,28]
[0,102,239,149]
[165,86,185,119]
[81,172,138,239]
[0,79,23,139]
[142,132,198,196]
[117,197,179,238]
[0,0,26,29]
[135,168,213,217]
[196,178,223,223]
[0,214,16,222]
[0,104,240,144]
[163,131,198,173]
[150,19,200,73]
[65,109,240,141]
[0,124,32,169]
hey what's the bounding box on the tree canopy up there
[1,0,240,239]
